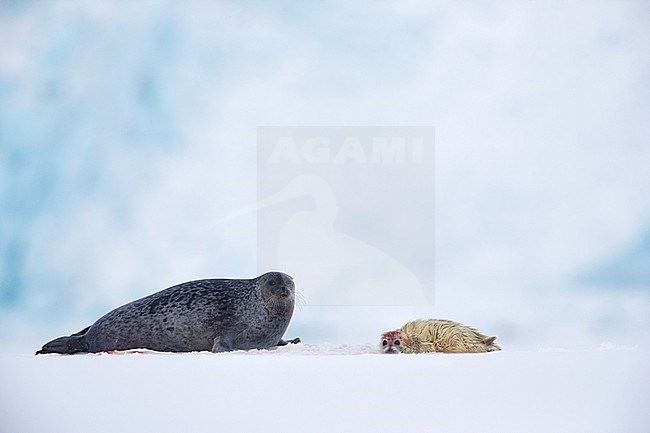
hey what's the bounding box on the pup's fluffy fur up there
[380,319,501,354]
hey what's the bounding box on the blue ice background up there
[1,1,649,351]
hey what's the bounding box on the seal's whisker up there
[294,291,308,308]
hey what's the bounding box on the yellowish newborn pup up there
[380,319,501,354]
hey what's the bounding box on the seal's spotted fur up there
[37,272,300,354]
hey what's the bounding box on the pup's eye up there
[269,281,276,286]
[394,339,400,346]
[381,339,388,346]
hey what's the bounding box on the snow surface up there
[1,344,648,433]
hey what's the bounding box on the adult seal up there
[37,271,300,354]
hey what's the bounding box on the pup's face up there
[380,330,406,354]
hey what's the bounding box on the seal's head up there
[258,271,295,306]
[380,330,409,354]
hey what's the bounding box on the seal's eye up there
[394,339,400,346]
[269,281,276,286]
[382,339,388,346]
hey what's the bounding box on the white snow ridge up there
[1,345,648,433]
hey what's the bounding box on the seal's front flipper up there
[212,324,249,353]
[212,335,234,353]
[276,337,301,346]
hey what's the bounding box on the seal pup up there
[37,271,300,354]
[380,319,500,354]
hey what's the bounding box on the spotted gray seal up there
[36,271,300,354]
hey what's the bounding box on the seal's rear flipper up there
[484,336,496,345]
[70,326,91,337]
[484,336,501,351]
[36,327,90,355]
